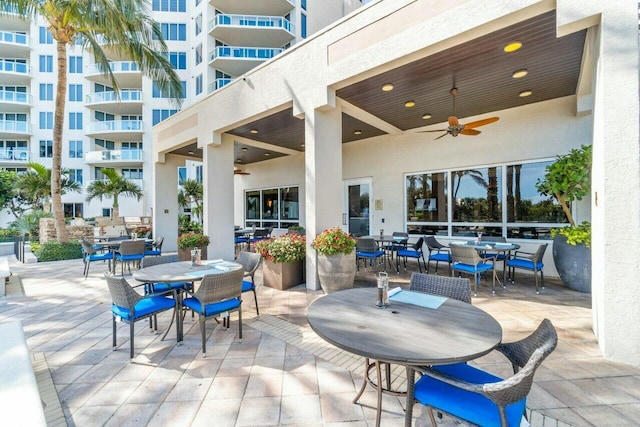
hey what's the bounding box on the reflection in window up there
[245,186,299,228]
[406,172,447,222]
[280,187,299,220]
[506,162,565,223]
[452,166,501,223]
[262,189,278,220]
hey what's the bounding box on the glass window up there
[67,169,83,185]
[39,27,53,44]
[69,56,83,73]
[246,191,260,221]
[178,167,187,186]
[39,140,53,158]
[122,168,143,179]
[195,14,202,35]
[152,109,178,125]
[262,189,278,220]
[195,74,203,95]
[195,165,203,183]
[195,44,202,65]
[506,161,564,223]
[64,203,83,218]
[301,13,307,38]
[452,166,502,223]
[406,172,447,223]
[152,0,185,12]
[244,186,300,228]
[39,112,53,129]
[39,83,53,101]
[69,140,83,158]
[280,187,299,220]
[69,84,83,101]
[39,55,53,72]
[95,139,115,150]
[159,23,187,40]
[152,81,186,98]
[166,51,187,69]
[69,112,83,130]
[301,0,307,10]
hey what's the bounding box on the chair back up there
[153,236,164,250]
[392,231,409,239]
[425,235,447,251]
[236,251,262,275]
[118,239,146,256]
[450,244,482,265]
[194,268,244,305]
[409,273,471,304]
[142,254,178,268]
[480,236,507,243]
[253,229,270,239]
[531,243,548,263]
[78,238,95,255]
[411,237,424,252]
[356,237,378,252]
[104,273,142,311]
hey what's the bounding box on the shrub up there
[255,233,306,263]
[177,232,210,249]
[33,241,83,261]
[311,227,357,256]
[552,221,591,248]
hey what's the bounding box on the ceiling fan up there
[419,87,499,140]
[234,168,250,175]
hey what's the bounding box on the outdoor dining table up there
[307,287,502,427]
[99,238,154,274]
[133,260,243,341]
[364,235,408,271]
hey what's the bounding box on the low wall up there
[39,219,94,244]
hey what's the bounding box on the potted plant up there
[255,233,306,290]
[536,144,592,292]
[311,227,357,293]
[177,232,210,262]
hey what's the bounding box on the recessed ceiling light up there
[422,113,432,120]
[236,159,242,163]
[241,147,248,151]
[504,41,522,53]
[354,130,362,135]
[381,83,394,92]
[512,69,528,78]
[264,152,270,156]
[187,150,194,155]
[300,143,305,147]
[519,89,533,97]
[404,100,416,108]
[249,129,258,134]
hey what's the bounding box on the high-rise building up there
[0,0,364,224]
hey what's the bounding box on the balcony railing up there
[85,89,142,104]
[0,120,31,133]
[0,148,29,161]
[208,78,233,93]
[0,31,29,47]
[85,61,140,75]
[0,90,31,104]
[85,149,143,162]
[0,59,30,75]
[0,4,19,14]
[208,14,294,33]
[87,178,143,188]
[86,120,143,133]
[209,46,283,62]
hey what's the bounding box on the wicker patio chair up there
[355,237,385,271]
[115,239,146,275]
[79,238,112,278]
[141,254,193,294]
[144,236,164,257]
[409,272,471,303]
[450,244,495,296]
[182,268,244,356]
[235,251,262,315]
[424,235,452,274]
[507,243,548,294]
[414,318,558,427]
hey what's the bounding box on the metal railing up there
[85,90,142,104]
[0,59,30,75]
[209,46,283,62]
[209,14,294,33]
[0,120,31,133]
[86,120,143,133]
[85,61,141,75]
[85,149,143,162]
[86,178,143,188]
[0,31,29,47]
[0,90,31,104]
[0,148,29,161]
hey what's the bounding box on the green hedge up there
[32,241,83,262]
[0,228,20,243]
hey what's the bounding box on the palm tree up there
[86,168,143,219]
[15,162,81,211]
[2,0,183,243]
[178,179,204,224]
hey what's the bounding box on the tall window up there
[152,81,186,98]
[39,83,53,101]
[39,55,53,72]
[301,13,307,38]
[195,74,203,95]
[195,44,202,65]
[39,112,53,129]
[39,27,53,44]
[121,142,142,160]
[166,52,187,69]
[158,23,187,41]
[67,169,83,185]
[69,56,83,73]
[301,0,307,10]
[152,109,178,125]
[39,140,53,158]
[69,140,83,158]
[195,14,202,35]
[69,112,83,130]
[178,167,187,185]
[64,203,83,218]
[152,0,185,12]
[245,186,300,229]
[69,84,83,101]
[122,168,143,179]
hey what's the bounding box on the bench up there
[0,321,47,426]
[0,256,10,296]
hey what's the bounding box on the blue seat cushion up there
[415,363,526,427]
[507,258,543,271]
[452,262,493,274]
[241,280,255,292]
[397,249,423,258]
[148,282,191,293]
[429,253,451,262]
[111,296,175,320]
[235,237,248,244]
[88,252,112,262]
[144,250,161,256]
[116,254,144,261]
[183,297,240,316]
[357,250,385,258]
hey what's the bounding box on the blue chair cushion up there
[147,282,191,293]
[452,262,493,274]
[88,252,112,262]
[111,296,175,321]
[144,250,161,256]
[357,250,385,258]
[429,253,451,262]
[241,280,255,292]
[235,237,248,244]
[397,249,423,258]
[414,363,526,427]
[507,258,543,271]
[116,253,144,261]
[183,297,241,316]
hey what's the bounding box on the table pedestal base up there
[353,358,407,427]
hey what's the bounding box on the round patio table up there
[307,287,502,427]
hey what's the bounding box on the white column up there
[153,155,180,252]
[304,107,343,290]
[203,133,235,261]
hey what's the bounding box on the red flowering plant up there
[311,227,356,255]
[255,233,306,263]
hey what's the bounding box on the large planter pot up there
[317,251,356,294]
[553,235,591,293]
[177,247,208,262]
[263,259,304,290]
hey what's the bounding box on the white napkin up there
[215,265,230,271]
[388,287,402,297]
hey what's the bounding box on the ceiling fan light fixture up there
[422,113,432,120]
[354,130,362,135]
[381,83,394,92]
[264,152,271,156]
[519,89,533,97]
[512,69,528,78]
[300,143,305,147]
[504,41,523,52]
[236,159,242,163]
[404,100,416,108]
[241,147,248,151]
[187,150,194,155]
[249,129,258,134]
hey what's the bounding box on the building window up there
[195,74,203,95]
[39,112,53,129]
[121,142,142,160]
[39,55,53,72]
[39,83,53,101]
[95,138,115,150]
[39,140,53,158]
[122,168,143,179]
[178,166,187,186]
[63,203,83,218]
[301,13,307,38]
[405,160,566,240]
[245,186,300,229]
[69,84,83,102]
[69,140,83,158]
[166,52,187,69]
[301,0,307,10]
[152,109,178,125]
[69,56,83,73]
[195,44,202,65]
[152,0,186,12]
[39,27,53,44]
[69,112,83,130]
[195,165,203,183]
[102,208,113,217]
[158,23,187,41]
[152,81,186,98]
[0,140,27,161]
[67,169,83,185]
[195,14,202,35]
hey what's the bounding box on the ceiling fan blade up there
[463,116,499,129]
[433,132,450,140]
[448,116,459,126]
[234,170,250,175]
[460,129,481,136]
[417,128,448,133]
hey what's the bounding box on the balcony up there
[85,90,143,114]
[85,149,143,166]
[208,14,294,48]
[0,5,30,31]
[87,178,143,189]
[208,78,233,94]
[0,148,29,163]
[0,90,31,112]
[0,120,31,137]
[0,59,31,84]
[209,46,283,75]
[209,0,294,17]
[85,120,143,139]
[0,31,30,56]
[85,61,142,88]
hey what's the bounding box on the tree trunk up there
[113,194,119,219]
[52,41,69,243]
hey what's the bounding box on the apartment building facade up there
[0,0,363,225]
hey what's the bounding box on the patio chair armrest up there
[418,366,485,394]
[512,250,534,259]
